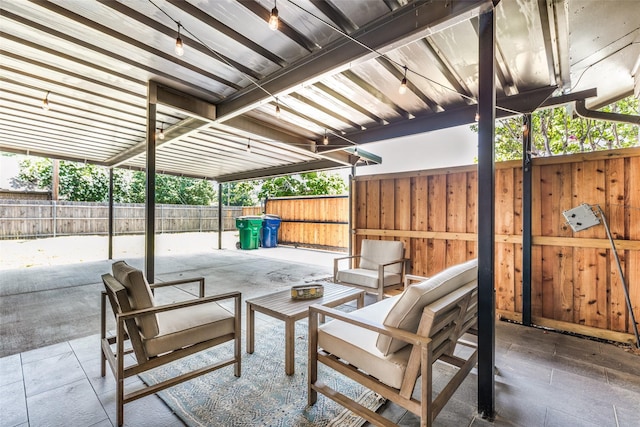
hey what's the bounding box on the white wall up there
[355,125,477,176]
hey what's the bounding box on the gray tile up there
[81,356,144,396]
[615,404,639,427]
[69,334,102,363]
[20,341,71,364]
[0,380,27,427]
[544,389,617,426]
[99,387,184,427]
[22,351,85,397]
[430,396,477,426]
[497,344,554,386]
[606,366,640,396]
[550,367,607,393]
[27,378,109,427]
[0,354,22,386]
[544,407,603,427]
[471,413,521,427]
[595,345,640,377]
[375,400,407,424]
[493,380,548,427]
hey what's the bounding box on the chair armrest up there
[308,304,430,347]
[404,274,429,289]
[150,277,206,297]
[377,258,409,280]
[333,254,361,280]
[118,291,241,321]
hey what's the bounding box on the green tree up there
[126,172,215,205]
[475,95,639,161]
[220,181,259,206]
[257,172,346,199]
[15,158,216,205]
[16,158,112,202]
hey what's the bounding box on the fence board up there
[264,196,348,251]
[411,176,429,276]
[395,178,411,260]
[428,174,447,273]
[628,156,640,334]
[1,201,245,238]
[353,146,640,343]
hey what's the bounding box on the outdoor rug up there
[140,318,385,426]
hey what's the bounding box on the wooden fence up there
[0,201,244,239]
[353,147,640,343]
[264,195,349,251]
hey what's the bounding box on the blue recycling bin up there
[261,214,281,248]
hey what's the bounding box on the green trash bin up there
[235,216,263,250]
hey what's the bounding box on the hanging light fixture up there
[323,129,329,145]
[398,66,408,95]
[158,122,165,140]
[42,91,50,111]
[474,108,480,122]
[175,23,184,56]
[246,138,252,153]
[275,98,281,119]
[269,0,279,31]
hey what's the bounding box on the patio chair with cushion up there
[333,239,407,301]
[309,258,478,427]
[100,261,241,427]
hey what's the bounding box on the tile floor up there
[3,318,639,427]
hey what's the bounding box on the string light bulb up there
[398,66,408,95]
[42,91,50,111]
[275,98,281,119]
[246,138,252,153]
[158,123,165,140]
[269,0,279,31]
[323,129,329,145]
[474,109,480,122]
[175,23,184,56]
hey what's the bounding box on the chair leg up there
[234,332,241,377]
[308,311,319,406]
[234,295,241,377]
[116,378,124,427]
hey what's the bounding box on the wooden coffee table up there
[246,282,365,375]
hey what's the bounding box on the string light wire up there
[147,0,515,150]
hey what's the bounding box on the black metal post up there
[145,84,157,282]
[477,5,496,420]
[522,113,533,325]
[108,168,114,260]
[349,165,356,257]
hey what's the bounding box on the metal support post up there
[522,113,533,325]
[477,5,496,420]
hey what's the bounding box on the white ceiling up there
[1,0,638,182]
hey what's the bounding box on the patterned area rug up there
[140,318,385,426]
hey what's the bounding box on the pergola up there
[1,0,639,418]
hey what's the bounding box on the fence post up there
[52,200,57,238]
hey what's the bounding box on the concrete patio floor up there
[1,233,639,426]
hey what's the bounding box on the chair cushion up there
[318,296,412,389]
[359,239,404,274]
[112,261,159,338]
[376,258,478,356]
[336,268,401,289]
[144,301,235,357]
